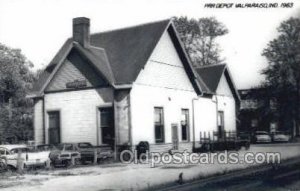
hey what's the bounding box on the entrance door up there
[99,107,114,147]
[48,111,60,145]
[172,123,179,150]
[217,111,224,139]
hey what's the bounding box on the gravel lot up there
[0,143,299,191]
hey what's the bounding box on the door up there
[217,111,224,139]
[172,123,179,150]
[99,107,114,146]
[48,111,60,145]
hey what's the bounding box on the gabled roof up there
[30,19,203,97]
[89,19,170,85]
[195,64,226,93]
[195,64,241,102]
[31,39,73,95]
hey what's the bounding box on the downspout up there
[192,98,198,149]
[212,94,219,138]
[113,90,118,161]
[128,91,132,149]
[42,97,46,144]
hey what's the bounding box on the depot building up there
[29,17,240,152]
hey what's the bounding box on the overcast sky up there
[0,0,299,89]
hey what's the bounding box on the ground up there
[0,143,300,191]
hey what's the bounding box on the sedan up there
[272,131,290,143]
[0,145,50,169]
[253,131,272,143]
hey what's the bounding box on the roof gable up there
[195,64,240,102]
[90,19,170,84]
[216,73,233,97]
[135,28,195,92]
[195,64,226,93]
[45,55,108,92]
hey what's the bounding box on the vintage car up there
[0,145,50,169]
[49,143,81,167]
[237,132,251,149]
[253,131,272,143]
[271,131,290,142]
[74,142,114,163]
[50,142,113,165]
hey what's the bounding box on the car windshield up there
[256,132,268,135]
[37,145,54,151]
[10,147,29,154]
[78,143,93,148]
[56,144,65,150]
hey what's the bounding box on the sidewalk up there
[0,144,300,191]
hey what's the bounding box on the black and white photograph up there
[0,0,300,190]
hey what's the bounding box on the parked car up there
[49,143,81,167]
[253,131,272,143]
[271,131,290,143]
[237,132,251,149]
[75,142,113,164]
[0,145,50,169]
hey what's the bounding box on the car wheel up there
[65,160,72,168]
[0,162,7,172]
[75,158,81,165]
[245,142,250,150]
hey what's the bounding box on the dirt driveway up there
[0,143,299,191]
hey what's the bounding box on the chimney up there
[73,17,90,47]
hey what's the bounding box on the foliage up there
[0,43,35,143]
[262,17,300,134]
[173,16,228,67]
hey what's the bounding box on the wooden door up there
[48,111,60,145]
[172,123,179,150]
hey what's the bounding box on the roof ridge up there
[90,19,171,36]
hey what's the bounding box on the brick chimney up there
[73,17,90,47]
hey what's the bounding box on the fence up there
[199,130,238,144]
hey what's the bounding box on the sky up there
[0,0,299,89]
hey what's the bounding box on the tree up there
[262,17,300,136]
[173,16,228,67]
[0,43,35,143]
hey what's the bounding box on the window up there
[181,109,189,141]
[154,107,164,143]
[64,144,73,151]
[100,107,114,145]
[78,143,93,148]
[217,111,224,138]
[48,111,60,145]
[251,119,258,128]
[0,148,6,155]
